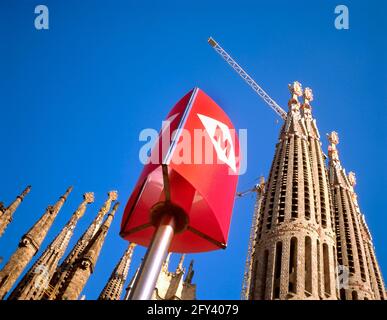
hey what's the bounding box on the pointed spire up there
[45,190,118,300]
[282,81,307,135]
[23,187,73,250]
[0,187,72,300]
[0,185,32,237]
[176,254,185,273]
[81,202,119,270]
[54,202,119,300]
[162,252,172,272]
[81,190,118,241]
[98,242,136,300]
[124,263,141,300]
[8,192,94,300]
[185,260,195,284]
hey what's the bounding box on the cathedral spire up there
[8,192,94,300]
[162,253,172,272]
[184,260,195,284]
[249,83,337,300]
[327,135,386,300]
[124,263,141,300]
[98,242,136,300]
[281,81,307,136]
[0,185,31,237]
[0,187,72,300]
[53,202,119,300]
[152,253,196,300]
[45,190,118,300]
[300,87,321,139]
[176,254,185,273]
[328,131,340,164]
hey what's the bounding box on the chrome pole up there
[129,214,176,300]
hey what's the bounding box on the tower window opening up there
[305,236,312,296]
[288,237,297,294]
[273,242,283,299]
[323,243,331,296]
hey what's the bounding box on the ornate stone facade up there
[44,191,117,300]
[249,83,337,300]
[0,187,72,299]
[98,243,136,300]
[247,83,386,300]
[328,133,386,300]
[124,254,196,300]
[8,192,94,300]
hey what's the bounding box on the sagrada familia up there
[0,82,385,300]
[0,190,196,300]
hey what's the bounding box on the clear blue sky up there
[1,0,386,299]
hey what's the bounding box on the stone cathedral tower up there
[327,132,386,300]
[248,82,337,300]
[124,254,196,300]
[0,187,72,300]
[98,243,136,300]
[52,202,118,300]
[152,254,196,300]
[0,186,31,237]
[8,192,95,300]
[44,191,117,300]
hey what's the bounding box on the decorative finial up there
[348,171,356,187]
[327,131,340,162]
[303,87,314,103]
[301,87,314,119]
[288,81,302,111]
[328,131,339,146]
[108,190,118,201]
[288,81,303,97]
[176,254,185,272]
[83,192,95,204]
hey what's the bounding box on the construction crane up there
[208,37,287,120]
[237,177,265,300]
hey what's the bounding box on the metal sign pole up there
[128,214,176,300]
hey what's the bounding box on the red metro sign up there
[120,88,240,253]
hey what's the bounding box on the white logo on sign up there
[197,113,237,173]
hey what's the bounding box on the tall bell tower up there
[248,83,337,300]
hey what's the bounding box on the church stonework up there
[328,133,386,300]
[45,191,118,300]
[8,192,94,300]
[0,83,385,301]
[0,186,31,238]
[98,243,136,300]
[246,83,385,300]
[0,187,72,300]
